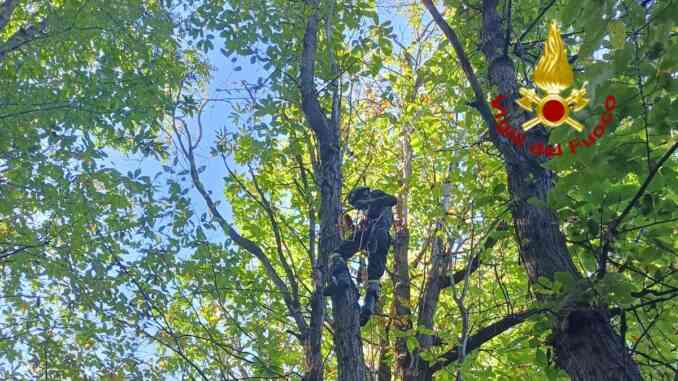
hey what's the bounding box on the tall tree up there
[0,0,191,378]
[3,0,677,379]
[422,0,676,379]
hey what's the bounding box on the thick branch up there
[174,122,308,337]
[300,0,331,142]
[431,309,543,372]
[420,0,507,153]
[439,255,480,289]
[423,0,531,168]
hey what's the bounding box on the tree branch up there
[421,0,495,131]
[247,164,302,314]
[172,118,309,338]
[598,140,678,279]
[300,0,331,142]
[439,255,480,289]
[515,0,557,44]
[611,289,678,315]
[421,0,519,164]
[431,309,544,372]
[439,212,504,289]
[0,241,48,262]
[611,140,678,232]
[0,0,18,33]
[0,17,48,62]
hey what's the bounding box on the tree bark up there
[376,301,392,381]
[405,171,454,381]
[392,226,413,380]
[422,0,644,379]
[393,117,413,380]
[479,2,642,379]
[300,1,366,380]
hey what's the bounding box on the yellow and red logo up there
[491,21,617,158]
[516,22,589,132]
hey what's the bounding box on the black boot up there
[360,281,379,326]
[323,255,352,297]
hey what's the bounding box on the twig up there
[598,140,678,279]
[516,0,557,44]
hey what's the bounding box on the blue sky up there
[100,3,411,375]
[108,2,411,241]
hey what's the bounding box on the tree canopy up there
[1,0,676,380]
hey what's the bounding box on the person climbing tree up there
[324,187,397,326]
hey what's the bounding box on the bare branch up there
[172,118,309,337]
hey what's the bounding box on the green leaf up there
[406,336,418,352]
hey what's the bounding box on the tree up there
[177,0,677,379]
[421,0,676,379]
[0,0,192,378]
[2,0,677,380]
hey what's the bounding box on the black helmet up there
[347,187,371,209]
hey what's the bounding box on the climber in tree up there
[324,186,397,326]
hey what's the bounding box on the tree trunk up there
[392,226,414,380]
[405,174,454,381]
[376,304,392,381]
[478,1,643,379]
[422,0,644,379]
[393,110,414,380]
[303,288,325,381]
[300,1,366,379]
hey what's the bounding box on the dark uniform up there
[326,187,397,326]
[335,188,396,281]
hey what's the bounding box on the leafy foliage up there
[1,0,676,379]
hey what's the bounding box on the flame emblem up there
[516,22,588,132]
